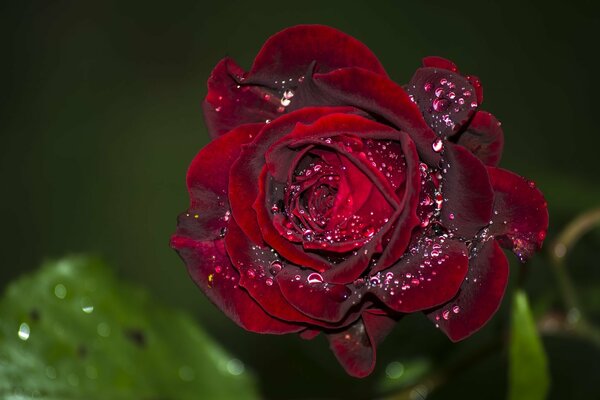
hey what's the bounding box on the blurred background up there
[1,0,599,399]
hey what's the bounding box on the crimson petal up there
[426,239,509,341]
[406,66,478,138]
[440,143,494,238]
[422,56,459,72]
[455,111,504,166]
[229,106,357,251]
[488,167,549,261]
[248,25,388,82]
[203,59,277,138]
[327,310,398,378]
[371,237,469,312]
[170,237,302,334]
[309,67,440,166]
[225,219,348,327]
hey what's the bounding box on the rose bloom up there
[171,25,548,377]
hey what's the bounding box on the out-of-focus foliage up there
[508,290,549,400]
[0,257,258,400]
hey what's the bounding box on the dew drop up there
[18,322,30,341]
[81,298,94,314]
[432,98,449,112]
[226,358,245,375]
[269,261,283,275]
[362,226,375,238]
[434,87,445,98]
[307,273,323,284]
[452,305,460,314]
[54,284,67,299]
[442,310,450,320]
[265,278,274,286]
[302,229,314,242]
[432,139,443,152]
[448,213,455,220]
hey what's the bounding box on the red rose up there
[170,25,548,377]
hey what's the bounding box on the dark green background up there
[2,1,599,399]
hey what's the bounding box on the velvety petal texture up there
[172,25,548,378]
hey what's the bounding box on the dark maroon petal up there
[371,237,469,312]
[300,329,321,340]
[225,219,344,327]
[406,66,479,138]
[488,167,548,261]
[276,265,357,323]
[422,56,459,72]
[180,123,262,242]
[455,111,504,166]
[248,25,388,82]
[426,239,509,341]
[170,236,302,334]
[308,67,441,166]
[440,143,494,238]
[203,58,277,138]
[466,75,484,104]
[327,310,398,378]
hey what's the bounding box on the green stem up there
[549,207,600,347]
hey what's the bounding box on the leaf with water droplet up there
[0,257,258,399]
[508,290,549,400]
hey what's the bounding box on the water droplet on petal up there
[432,139,443,152]
[432,98,449,112]
[452,305,460,314]
[448,213,455,220]
[81,298,94,314]
[307,273,323,284]
[269,261,282,275]
[442,310,450,320]
[424,82,433,91]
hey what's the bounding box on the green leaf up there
[508,290,550,400]
[0,257,258,400]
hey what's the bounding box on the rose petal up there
[422,56,459,72]
[406,66,478,138]
[170,236,302,334]
[488,167,548,261]
[370,237,469,312]
[327,310,398,378]
[203,58,278,138]
[229,106,356,250]
[307,67,440,166]
[248,25,388,82]
[180,123,262,242]
[426,239,509,341]
[276,264,357,323]
[225,219,354,328]
[440,143,494,238]
[455,111,504,166]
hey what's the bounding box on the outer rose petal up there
[327,310,398,378]
[422,56,459,72]
[488,167,549,261]
[171,237,302,334]
[180,123,263,242]
[248,24,388,82]
[371,237,469,313]
[441,143,494,238]
[426,239,509,341]
[204,25,387,138]
[203,59,279,139]
[225,219,360,328]
[456,111,504,166]
[406,66,478,138]
[306,67,441,166]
